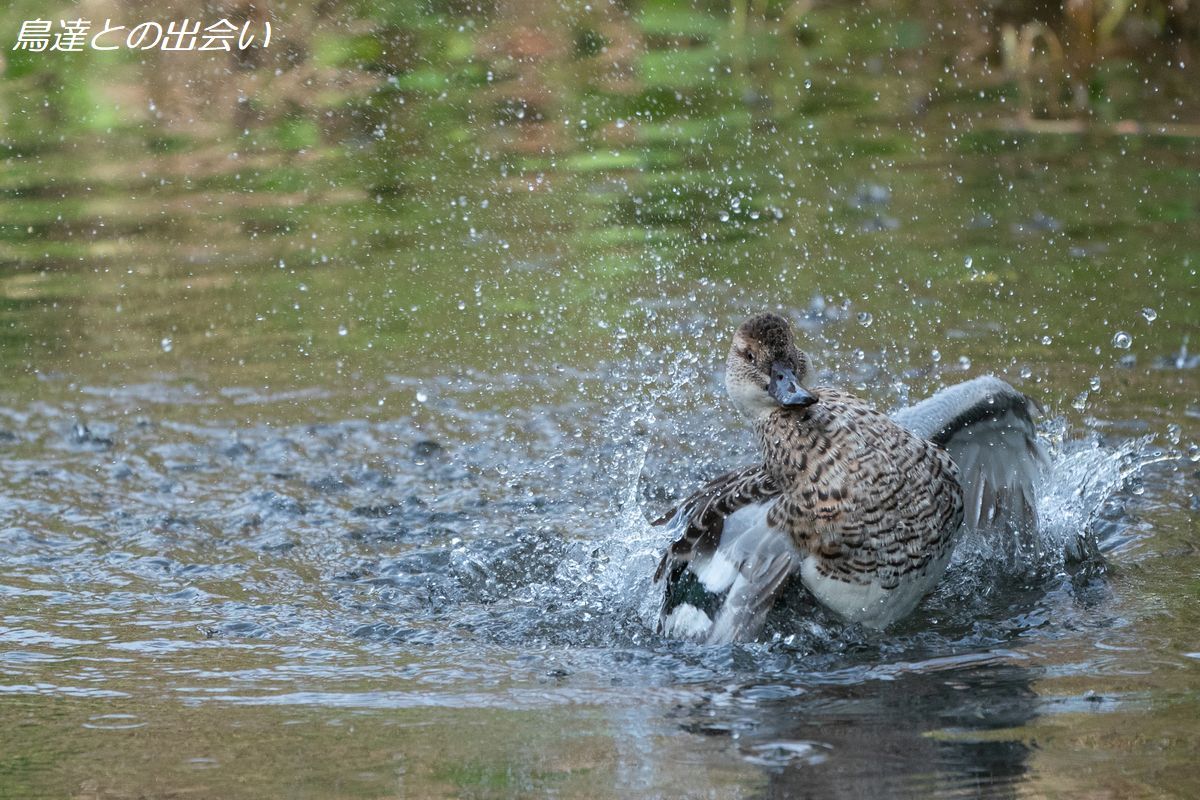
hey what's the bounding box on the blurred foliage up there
[0,0,1196,389]
[1,0,1197,146]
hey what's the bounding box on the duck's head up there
[725,312,817,419]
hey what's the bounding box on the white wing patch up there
[703,502,801,645]
[659,603,714,640]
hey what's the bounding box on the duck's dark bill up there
[768,363,817,408]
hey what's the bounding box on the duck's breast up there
[799,544,955,629]
[768,391,964,627]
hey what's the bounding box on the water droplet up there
[1089,376,1101,391]
[1112,331,1133,349]
[415,391,428,403]
[1166,423,1181,445]
[1072,391,1088,411]
[160,337,173,353]
[337,325,348,336]
[1019,366,1033,379]
[1041,335,1052,345]
[963,255,973,270]
[931,349,941,363]
[856,312,873,327]
[1141,307,1157,322]
[958,356,971,370]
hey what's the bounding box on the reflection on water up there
[1,1,1199,797]
[696,663,1037,798]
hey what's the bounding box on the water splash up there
[1037,423,1178,560]
[582,401,1182,650]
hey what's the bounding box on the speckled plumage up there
[653,313,1043,644]
[652,465,778,576]
[756,387,963,591]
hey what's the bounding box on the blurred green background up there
[1,0,1197,404]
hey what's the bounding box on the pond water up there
[1,4,1198,798]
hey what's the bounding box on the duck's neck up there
[753,407,823,482]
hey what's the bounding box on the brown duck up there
[654,313,1045,643]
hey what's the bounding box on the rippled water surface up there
[2,3,1199,798]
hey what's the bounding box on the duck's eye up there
[741,349,756,364]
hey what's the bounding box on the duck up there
[653,312,1046,644]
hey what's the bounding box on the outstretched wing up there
[651,464,779,580]
[652,465,795,643]
[891,376,1046,540]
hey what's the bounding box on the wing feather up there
[892,376,1046,541]
[652,466,790,642]
[651,464,778,580]
[652,375,1047,643]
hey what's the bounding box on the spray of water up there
[432,327,1181,656]
[588,403,1178,650]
